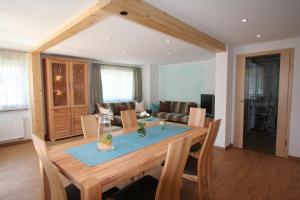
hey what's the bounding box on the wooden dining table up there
[47,121,208,200]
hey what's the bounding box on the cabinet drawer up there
[71,107,87,134]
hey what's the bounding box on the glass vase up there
[137,121,146,137]
[96,113,114,151]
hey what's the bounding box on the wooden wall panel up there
[234,55,245,148]
[28,52,45,138]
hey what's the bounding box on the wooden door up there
[45,59,70,109]
[70,62,88,107]
[71,107,88,134]
[234,49,293,157]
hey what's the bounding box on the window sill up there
[0,108,29,113]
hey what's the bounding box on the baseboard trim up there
[214,144,233,151]
[288,155,300,161]
[0,138,32,148]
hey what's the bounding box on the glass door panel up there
[51,62,68,107]
[243,54,280,155]
[72,63,86,105]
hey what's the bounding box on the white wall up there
[150,65,160,104]
[233,37,300,157]
[159,59,216,104]
[142,65,159,109]
[214,47,233,148]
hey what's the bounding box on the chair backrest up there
[120,110,138,129]
[81,115,98,138]
[188,107,206,127]
[197,120,221,175]
[155,135,192,200]
[31,134,67,200]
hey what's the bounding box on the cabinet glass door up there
[51,62,68,107]
[71,63,86,106]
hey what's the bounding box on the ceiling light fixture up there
[165,39,171,44]
[104,36,110,40]
[120,10,128,16]
[256,34,261,38]
[167,52,171,56]
[241,18,248,23]
[122,50,127,54]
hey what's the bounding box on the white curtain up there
[245,62,265,97]
[101,65,134,102]
[0,49,29,111]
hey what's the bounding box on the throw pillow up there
[99,107,111,115]
[159,101,171,112]
[135,101,146,113]
[150,103,160,113]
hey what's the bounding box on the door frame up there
[234,48,294,157]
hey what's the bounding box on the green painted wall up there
[159,59,216,105]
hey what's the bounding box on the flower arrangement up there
[139,111,151,120]
[137,121,146,137]
[160,121,166,130]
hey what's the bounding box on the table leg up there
[81,177,102,200]
[39,160,51,200]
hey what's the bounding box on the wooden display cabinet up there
[44,58,88,141]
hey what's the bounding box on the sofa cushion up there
[150,103,160,113]
[119,102,135,112]
[170,101,181,113]
[98,103,120,115]
[181,102,197,114]
[159,101,171,112]
[152,112,189,124]
[113,115,122,125]
[135,101,146,113]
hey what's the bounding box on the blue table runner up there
[65,124,191,167]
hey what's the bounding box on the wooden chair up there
[183,119,221,200]
[112,135,193,200]
[120,110,138,129]
[188,108,206,127]
[81,115,98,138]
[32,134,119,200]
[188,108,206,155]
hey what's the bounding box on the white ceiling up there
[47,16,214,65]
[146,0,300,46]
[1,0,300,65]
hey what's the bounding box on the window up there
[101,66,134,102]
[0,49,29,111]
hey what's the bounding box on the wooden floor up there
[1,139,300,200]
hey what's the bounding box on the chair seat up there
[190,142,202,152]
[65,183,119,200]
[65,184,81,200]
[184,156,198,176]
[112,175,158,200]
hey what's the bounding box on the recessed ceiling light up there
[120,10,128,16]
[241,18,248,23]
[104,36,110,40]
[167,52,171,56]
[256,34,261,38]
[122,50,127,54]
[165,39,171,44]
[133,58,137,61]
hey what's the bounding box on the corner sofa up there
[152,101,197,124]
[96,102,141,126]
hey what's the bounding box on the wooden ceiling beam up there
[102,0,226,52]
[30,0,112,52]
